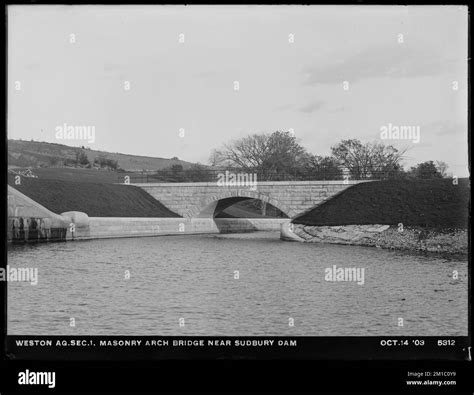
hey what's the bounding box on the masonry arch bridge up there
[135,181,368,219]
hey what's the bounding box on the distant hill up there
[8,139,198,171]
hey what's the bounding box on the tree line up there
[207,131,449,180]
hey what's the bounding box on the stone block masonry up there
[135,181,369,219]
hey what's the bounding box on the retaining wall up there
[7,185,69,242]
[83,217,288,240]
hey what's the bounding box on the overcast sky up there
[8,5,469,175]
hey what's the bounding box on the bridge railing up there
[116,168,404,183]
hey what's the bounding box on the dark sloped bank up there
[8,174,181,217]
[289,179,469,256]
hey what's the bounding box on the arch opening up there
[187,192,291,219]
[214,197,289,219]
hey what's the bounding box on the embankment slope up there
[292,178,469,228]
[8,175,180,217]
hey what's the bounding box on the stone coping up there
[129,180,371,187]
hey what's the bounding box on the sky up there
[8,5,469,176]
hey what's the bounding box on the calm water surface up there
[7,232,468,336]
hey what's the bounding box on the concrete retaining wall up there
[7,185,69,242]
[84,217,288,240]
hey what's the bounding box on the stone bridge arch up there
[182,189,294,219]
[136,181,369,219]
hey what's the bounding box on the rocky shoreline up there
[283,224,468,257]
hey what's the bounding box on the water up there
[7,232,468,336]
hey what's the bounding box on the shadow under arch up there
[182,189,293,219]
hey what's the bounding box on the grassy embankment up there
[291,179,470,255]
[293,179,469,228]
[19,167,120,183]
[8,174,181,218]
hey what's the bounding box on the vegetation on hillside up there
[8,139,196,171]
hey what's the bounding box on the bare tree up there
[209,131,307,178]
[331,139,407,179]
[209,134,269,169]
[435,161,449,178]
[303,154,342,180]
